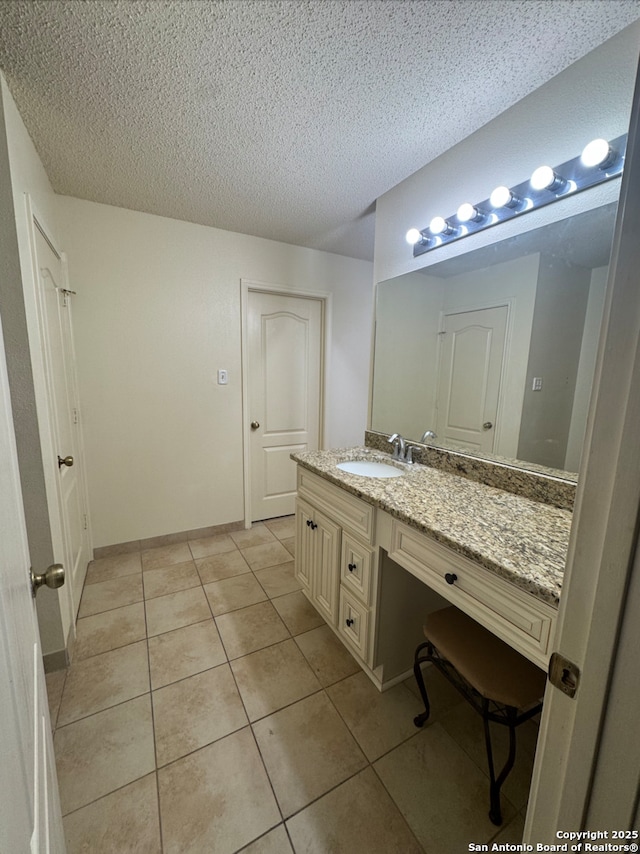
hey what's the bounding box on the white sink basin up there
[336,460,404,478]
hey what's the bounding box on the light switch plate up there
[218,369,228,385]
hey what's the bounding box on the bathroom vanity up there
[292,447,571,689]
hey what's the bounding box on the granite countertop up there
[292,446,572,608]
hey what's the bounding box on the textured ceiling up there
[0,1,639,261]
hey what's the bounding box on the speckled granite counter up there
[365,430,577,510]
[292,447,572,608]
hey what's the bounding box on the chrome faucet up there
[420,429,438,443]
[388,433,406,460]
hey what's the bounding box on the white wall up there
[565,265,609,471]
[371,271,442,439]
[517,257,591,469]
[374,22,640,284]
[57,197,373,547]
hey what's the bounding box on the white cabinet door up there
[294,499,314,592]
[294,498,341,625]
[311,512,341,625]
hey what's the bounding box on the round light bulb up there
[429,216,447,235]
[457,203,478,223]
[530,165,557,191]
[581,138,613,168]
[490,186,512,208]
[405,228,422,245]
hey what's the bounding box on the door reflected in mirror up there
[371,203,618,476]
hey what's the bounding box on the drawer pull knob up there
[348,563,356,572]
[445,572,458,585]
[346,618,354,627]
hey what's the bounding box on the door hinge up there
[72,408,79,424]
[60,287,76,307]
[548,652,580,699]
[83,514,88,531]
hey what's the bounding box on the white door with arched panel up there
[435,305,508,454]
[31,216,91,619]
[246,288,323,522]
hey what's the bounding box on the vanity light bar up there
[407,134,627,257]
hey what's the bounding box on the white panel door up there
[248,291,322,521]
[33,222,90,616]
[0,315,65,853]
[435,306,507,453]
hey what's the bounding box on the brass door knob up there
[58,455,74,468]
[482,422,493,430]
[31,563,65,596]
[250,421,260,430]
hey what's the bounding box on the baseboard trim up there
[43,647,69,673]
[93,520,246,560]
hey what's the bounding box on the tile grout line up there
[205,530,350,845]
[316,674,426,852]
[76,589,145,620]
[56,524,299,847]
[226,551,380,847]
[55,685,150,731]
[58,544,157,832]
[87,553,521,848]
[48,668,68,733]
[63,519,475,852]
[205,556,290,843]
[58,772,160,823]
[140,577,166,854]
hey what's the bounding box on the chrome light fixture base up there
[411,133,626,258]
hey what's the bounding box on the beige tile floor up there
[46,516,537,853]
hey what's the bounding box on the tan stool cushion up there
[423,606,546,710]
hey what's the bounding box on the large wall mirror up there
[371,201,618,477]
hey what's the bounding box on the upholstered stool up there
[412,606,546,825]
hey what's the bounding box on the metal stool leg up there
[412,623,542,827]
[413,641,432,728]
[482,701,518,826]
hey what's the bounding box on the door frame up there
[240,279,330,528]
[436,298,514,456]
[23,194,93,651]
[525,59,640,837]
[21,195,74,645]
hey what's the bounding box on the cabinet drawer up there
[338,588,370,663]
[389,520,556,668]
[297,468,375,544]
[341,535,374,605]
